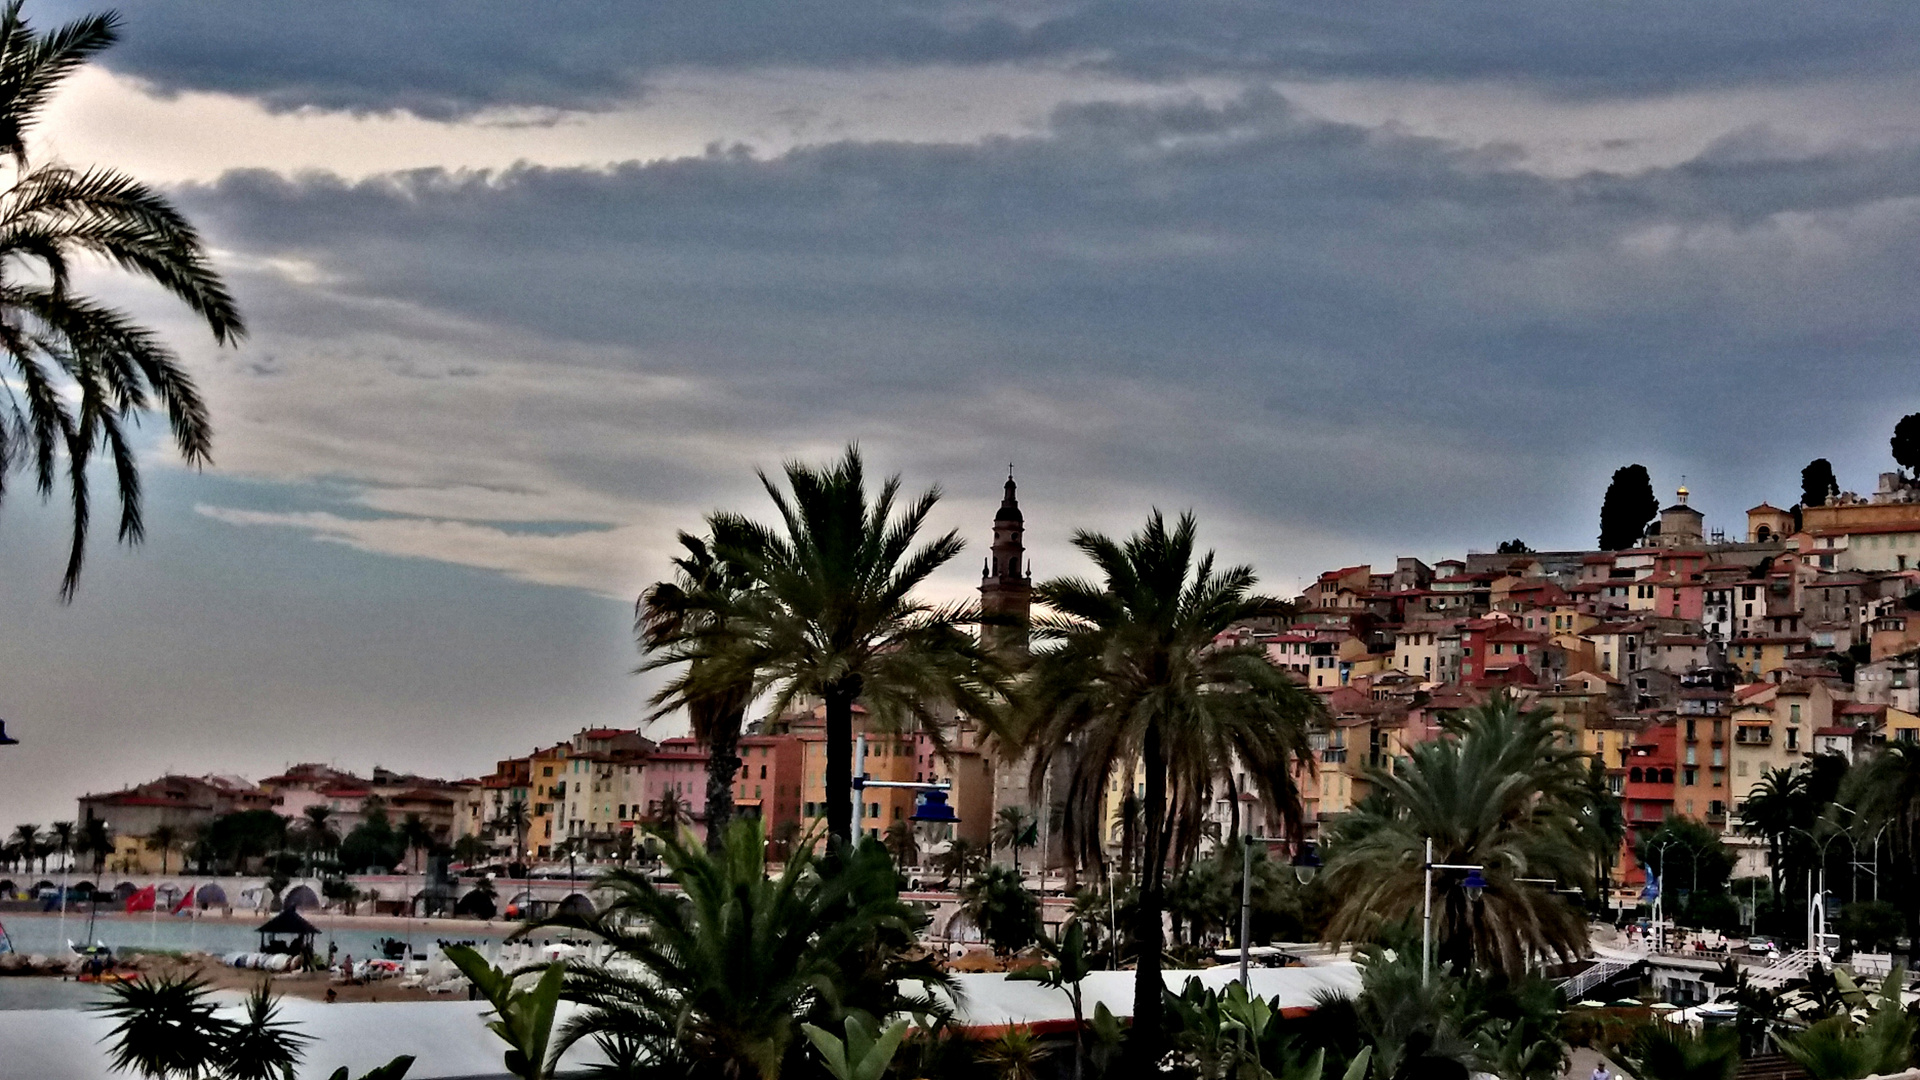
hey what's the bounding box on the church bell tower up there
[980,467,1031,655]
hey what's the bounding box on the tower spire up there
[981,467,1030,655]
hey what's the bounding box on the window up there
[1737,760,1748,777]
[1630,767,1643,782]
[1684,768,1697,786]
[760,765,767,779]
[1789,703,1801,723]
[1786,728,1799,750]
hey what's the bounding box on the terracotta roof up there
[1814,726,1859,737]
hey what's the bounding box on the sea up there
[0,912,520,1010]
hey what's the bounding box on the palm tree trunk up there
[826,682,859,846]
[703,705,745,853]
[1132,723,1168,1065]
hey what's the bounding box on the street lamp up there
[1238,834,1282,987]
[0,720,16,745]
[1423,837,1486,986]
[1829,805,1889,903]
[1791,826,1850,953]
[1292,842,1322,885]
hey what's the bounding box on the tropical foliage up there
[1321,696,1594,979]
[639,530,760,850]
[93,975,409,1080]
[528,819,954,1080]
[1018,509,1321,1053]
[650,446,1004,847]
[0,0,244,598]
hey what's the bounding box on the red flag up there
[125,885,156,914]
[172,888,193,915]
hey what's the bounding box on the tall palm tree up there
[145,824,179,875]
[540,820,953,1080]
[640,530,759,853]
[651,788,695,835]
[0,2,244,598]
[299,805,338,873]
[1578,759,1625,910]
[47,819,73,872]
[1017,510,1321,1057]
[492,800,532,868]
[1321,696,1595,979]
[399,812,434,874]
[992,805,1038,876]
[10,823,37,874]
[690,446,1004,846]
[1847,743,1920,961]
[77,816,110,874]
[1741,767,1805,905]
[881,820,919,869]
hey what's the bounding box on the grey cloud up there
[162,89,1920,555]
[37,0,1920,118]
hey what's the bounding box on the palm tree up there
[77,816,111,874]
[1321,696,1594,979]
[1578,759,1625,909]
[640,530,760,853]
[48,819,73,872]
[452,833,489,868]
[145,824,179,875]
[399,812,434,874]
[882,820,919,869]
[1848,743,1920,961]
[539,820,953,1080]
[0,2,245,598]
[992,805,1038,876]
[1017,510,1321,1056]
[498,800,533,868]
[1742,766,1805,905]
[298,805,338,873]
[934,837,984,887]
[651,788,695,835]
[690,446,1004,847]
[10,823,37,873]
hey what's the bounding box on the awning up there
[255,908,320,937]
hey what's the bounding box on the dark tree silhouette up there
[1894,413,1920,478]
[1598,465,1659,550]
[1495,539,1531,554]
[1801,459,1839,508]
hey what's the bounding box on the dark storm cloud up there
[37,0,1920,118]
[173,91,1920,543]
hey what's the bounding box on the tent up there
[256,908,321,955]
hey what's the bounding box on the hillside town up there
[30,463,1920,920]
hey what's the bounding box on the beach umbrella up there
[1650,1002,1679,1011]
[1577,1000,1607,1008]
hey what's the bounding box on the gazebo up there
[255,908,320,956]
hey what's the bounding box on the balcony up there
[1734,728,1772,745]
[1321,748,1348,764]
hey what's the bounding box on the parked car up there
[1746,936,1781,955]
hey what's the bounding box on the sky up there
[6,1,1920,831]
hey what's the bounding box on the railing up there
[1747,949,1818,988]
[1559,957,1638,999]
[1735,730,1772,745]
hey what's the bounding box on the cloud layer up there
[42,1,1920,118]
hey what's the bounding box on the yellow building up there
[527,743,571,859]
[1728,637,1805,681]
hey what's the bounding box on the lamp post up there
[1829,805,1888,903]
[1792,826,1849,953]
[1238,836,1318,987]
[1422,837,1485,986]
